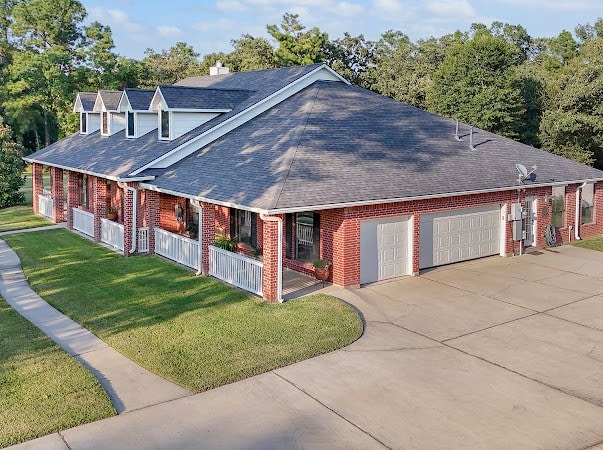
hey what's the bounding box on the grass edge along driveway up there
[573,235,603,252]
[0,295,115,448]
[3,229,363,392]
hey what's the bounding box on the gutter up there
[575,182,588,240]
[22,157,155,183]
[259,214,283,303]
[117,181,138,254]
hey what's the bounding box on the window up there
[160,110,170,139]
[80,113,87,134]
[102,111,108,135]
[230,208,256,246]
[294,212,320,263]
[81,174,89,208]
[581,183,595,224]
[551,186,566,228]
[127,111,135,137]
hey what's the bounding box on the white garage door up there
[360,217,411,284]
[420,206,501,269]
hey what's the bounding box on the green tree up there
[140,42,203,87]
[0,117,25,208]
[325,33,375,87]
[229,34,275,72]
[428,30,525,137]
[267,13,329,66]
[539,37,603,167]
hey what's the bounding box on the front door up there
[524,196,537,247]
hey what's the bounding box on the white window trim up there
[126,110,136,139]
[581,183,595,225]
[159,109,171,141]
[101,110,110,136]
[80,112,88,135]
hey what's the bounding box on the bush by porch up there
[3,229,363,392]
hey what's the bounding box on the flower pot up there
[314,266,330,281]
[106,212,117,221]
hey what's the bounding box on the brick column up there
[261,215,281,302]
[412,213,420,275]
[122,182,141,256]
[50,167,64,223]
[331,212,361,287]
[93,176,107,242]
[201,202,216,275]
[32,163,44,215]
[145,190,160,254]
[66,172,79,230]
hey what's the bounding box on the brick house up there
[25,63,603,302]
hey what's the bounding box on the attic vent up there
[210,61,230,76]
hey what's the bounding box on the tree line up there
[1,0,602,170]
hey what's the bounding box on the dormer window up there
[102,111,109,135]
[160,110,170,139]
[127,112,135,138]
[80,113,87,134]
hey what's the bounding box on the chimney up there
[209,61,229,76]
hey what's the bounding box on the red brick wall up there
[92,176,107,242]
[159,193,187,234]
[262,216,281,302]
[215,206,230,237]
[50,167,64,223]
[32,163,43,215]
[66,171,79,229]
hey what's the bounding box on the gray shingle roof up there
[98,90,123,111]
[158,86,253,110]
[124,88,155,110]
[148,81,603,211]
[26,64,324,178]
[78,93,97,112]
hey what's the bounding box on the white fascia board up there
[93,94,105,113]
[129,65,346,176]
[73,94,83,113]
[169,108,231,113]
[140,182,265,213]
[262,178,603,214]
[117,92,131,113]
[22,157,155,182]
[150,88,166,111]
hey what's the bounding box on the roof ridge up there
[176,63,324,84]
[270,82,323,210]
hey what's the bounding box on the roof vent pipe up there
[454,120,463,141]
[469,126,477,150]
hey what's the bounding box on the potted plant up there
[215,235,238,252]
[313,259,330,281]
[186,223,198,239]
[106,206,118,221]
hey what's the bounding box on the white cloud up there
[331,1,365,17]
[427,0,475,19]
[88,7,145,33]
[215,0,249,13]
[157,26,181,37]
[499,0,599,10]
[193,18,238,33]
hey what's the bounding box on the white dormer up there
[73,92,101,135]
[149,85,251,141]
[93,90,125,136]
[117,89,157,139]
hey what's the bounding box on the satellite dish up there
[515,163,537,182]
[516,164,528,178]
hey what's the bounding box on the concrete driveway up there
[14,245,603,450]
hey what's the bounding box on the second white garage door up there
[360,216,411,284]
[420,206,501,269]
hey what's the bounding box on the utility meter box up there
[510,203,522,221]
[512,220,523,241]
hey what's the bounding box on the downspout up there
[259,213,283,303]
[575,182,587,240]
[191,200,203,275]
[117,181,137,254]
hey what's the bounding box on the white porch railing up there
[138,227,149,253]
[38,194,53,219]
[209,245,263,296]
[73,208,94,237]
[101,218,124,251]
[297,222,313,245]
[155,228,200,270]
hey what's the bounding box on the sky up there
[81,0,603,59]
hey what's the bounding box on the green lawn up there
[573,235,603,252]
[0,295,115,448]
[0,170,52,232]
[3,230,362,392]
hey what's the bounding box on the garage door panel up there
[361,217,411,284]
[420,206,500,269]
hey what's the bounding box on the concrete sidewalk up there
[0,239,191,414]
[0,223,66,236]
